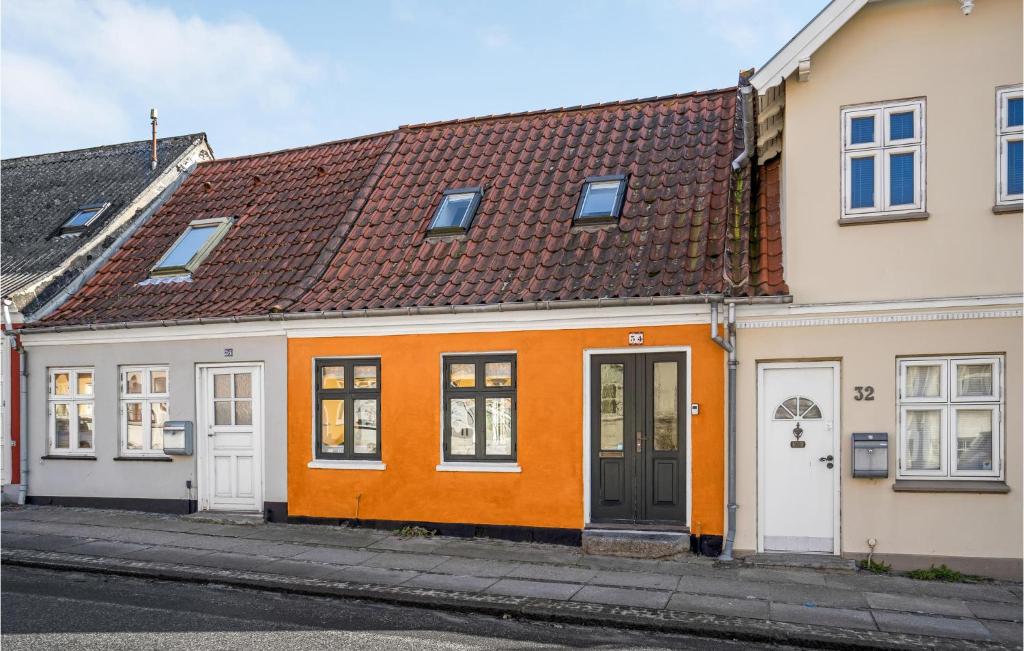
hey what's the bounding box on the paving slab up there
[368,536,453,554]
[768,582,868,609]
[676,575,770,599]
[120,545,215,565]
[402,573,499,593]
[431,557,520,578]
[185,552,281,572]
[485,578,583,601]
[362,551,450,571]
[865,591,972,617]
[737,567,828,586]
[872,611,993,640]
[572,585,672,609]
[770,602,877,631]
[1,532,84,553]
[590,569,679,591]
[329,565,421,586]
[223,540,317,558]
[968,599,1023,622]
[505,563,598,584]
[260,559,352,580]
[981,618,1024,645]
[667,592,770,620]
[66,540,153,558]
[290,546,381,566]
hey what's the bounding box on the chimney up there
[150,108,158,170]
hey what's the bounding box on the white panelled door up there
[759,363,839,554]
[200,365,262,512]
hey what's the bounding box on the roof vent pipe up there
[150,108,158,170]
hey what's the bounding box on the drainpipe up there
[3,301,27,505]
[710,301,737,560]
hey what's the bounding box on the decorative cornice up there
[738,308,1022,330]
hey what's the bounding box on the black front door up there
[590,353,687,525]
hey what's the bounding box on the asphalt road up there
[1,565,787,650]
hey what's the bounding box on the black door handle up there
[819,455,834,462]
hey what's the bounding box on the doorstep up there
[582,528,690,560]
[182,511,264,526]
[742,552,857,573]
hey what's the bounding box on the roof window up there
[59,202,108,234]
[575,176,626,222]
[151,217,231,277]
[427,188,483,235]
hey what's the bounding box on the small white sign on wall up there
[628,332,644,346]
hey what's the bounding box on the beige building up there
[736,0,1022,577]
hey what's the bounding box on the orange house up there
[281,84,787,554]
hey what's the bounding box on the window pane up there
[126,371,144,395]
[485,397,513,456]
[126,402,144,450]
[321,399,345,453]
[579,180,621,218]
[354,365,377,389]
[957,363,993,398]
[214,400,232,426]
[484,362,512,387]
[354,399,378,454]
[432,193,475,230]
[850,116,875,144]
[653,362,678,451]
[889,111,914,140]
[889,152,915,206]
[956,409,994,472]
[600,364,624,451]
[449,363,475,388]
[905,410,942,471]
[213,374,231,398]
[77,403,93,449]
[157,225,218,269]
[904,364,942,399]
[1008,97,1023,128]
[449,398,475,455]
[54,403,70,448]
[150,369,167,394]
[65,208,99,228]
[77,372,94,396]
[1008,140,1023,196]
[850,156,875,208]
[235,400,252,426]
[234,373,251,398]
[53,372,71,396]
[321,366,345,389]
[151,402,167,450]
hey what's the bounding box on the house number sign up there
[628,332,644,346]
[853,386,875,401]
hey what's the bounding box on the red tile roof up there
[40,88,787,328]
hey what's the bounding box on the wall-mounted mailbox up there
[852,432,888,478]
[163,420,194,456]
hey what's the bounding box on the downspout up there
[3,301,27,505]
[712,81,754,561]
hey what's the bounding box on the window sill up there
[40,454,96,460]
[838,211,929,226]
[892,479,1009,493]
[436,462,521,473]
[992,203,1022,214]
[307,459,386,471]
[113,455,173,462]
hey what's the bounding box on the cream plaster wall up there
[781,0,1023,303]
[734,316,1021,570]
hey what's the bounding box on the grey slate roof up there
[1,133,207,312]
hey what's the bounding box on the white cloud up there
[1,0,323,155]
[477,26,512,49]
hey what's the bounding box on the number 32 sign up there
[854,386,875,401]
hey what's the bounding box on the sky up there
[1,0,827,159]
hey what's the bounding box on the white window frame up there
[897,355,1003,481]
[841,99,925,218]
[119,365,170,457]
[996,85,1023,206]
[47,367,95,455]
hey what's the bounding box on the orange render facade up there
[287,323,725,539]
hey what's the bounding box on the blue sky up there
[1,0,826,159]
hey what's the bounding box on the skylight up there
[575,176,627,222]
[151,217,231,276]
[59,202,108,234]
[427,188,483,234]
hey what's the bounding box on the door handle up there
[635,431,642,453]
[819,454,834,469]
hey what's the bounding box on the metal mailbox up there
[852,432,888,478]
[163,420,194,456]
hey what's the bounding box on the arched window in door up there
[773,396,822,420]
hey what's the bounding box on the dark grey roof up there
[1,133,207,309]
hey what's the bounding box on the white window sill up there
[307,459,386,471]
[436,462,521,473]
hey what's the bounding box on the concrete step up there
[742,552,857,573]
[582,529,690,559]
[182,511,264,526]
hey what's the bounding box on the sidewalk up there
[2,506,1020,650]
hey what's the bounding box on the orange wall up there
[288,324,725,534]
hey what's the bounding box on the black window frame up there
[59,201,109,235]
[442,354,517,462]
[314,358,382,461]
[427,187,484,236]
[574,174,627,223]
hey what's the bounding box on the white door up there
[200,365,262,512]
[759,363,839,554]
